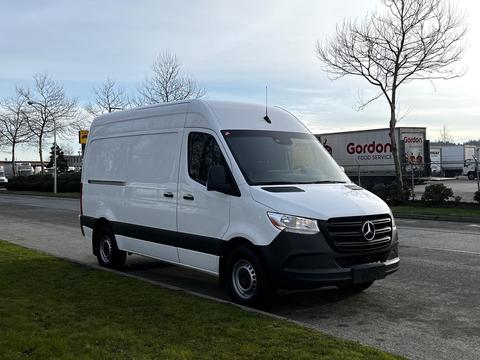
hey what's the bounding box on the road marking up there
[402,245,480,256]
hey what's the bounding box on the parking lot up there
[413,178,479,202]
[0,193,479,360]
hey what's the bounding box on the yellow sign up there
[79,130,89,144]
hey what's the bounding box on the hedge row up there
[5,172,81,193]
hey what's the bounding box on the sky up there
[1,0,479,161]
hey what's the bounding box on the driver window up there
[188,132,226,186]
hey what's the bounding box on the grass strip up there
[392,205,480,218]
[0,240,402,360]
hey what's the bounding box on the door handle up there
[183,194,194,201]
[163,192,174,198]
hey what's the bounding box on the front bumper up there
[283,256,399,285]
[259,226,400,290]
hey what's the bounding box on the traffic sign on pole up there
[79,130,89,145]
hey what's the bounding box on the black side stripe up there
[80,215,222,256]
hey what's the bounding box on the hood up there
[250,184,391,220]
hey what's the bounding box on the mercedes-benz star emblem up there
[362,221,376,241]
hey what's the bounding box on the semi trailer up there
[316,127,428,184]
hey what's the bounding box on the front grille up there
[325,214,392,252]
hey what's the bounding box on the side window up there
[87,138,127,180]
[188,132,226,185]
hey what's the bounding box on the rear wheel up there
[337,281,374,294]
[226,246,276,309]
[468,172,476,180]
[96,226,126,269]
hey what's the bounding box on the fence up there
[342,160,480,193]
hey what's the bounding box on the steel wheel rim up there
[99,235,113,264]
[232,259,257,300]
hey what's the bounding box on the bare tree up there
[0,88,34,176]
[85,78,130,117]
[19,73,79,173]
[438,124,454,144]
[317,0,467,186]
[136,51,206,105]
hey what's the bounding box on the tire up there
[337,281,374,294]
[226,246,276,309]
[468,172,475,181]
[96,226,126,269]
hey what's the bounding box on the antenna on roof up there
[264,85,271,123]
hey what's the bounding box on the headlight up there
[267,212,320,234]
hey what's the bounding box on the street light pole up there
[27,100,57,194]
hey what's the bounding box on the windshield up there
[222,130,350,185]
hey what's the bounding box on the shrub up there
[6,172,81,193]
[421,183,453,205]
[371,181,411,205]
[474,190,480,204]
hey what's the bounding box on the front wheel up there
[226,246,276,309]
[468,172,476,180]
[96,226,126,269]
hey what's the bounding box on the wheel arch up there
[219,237,264,285]
[91,217,111,256]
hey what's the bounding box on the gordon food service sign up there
[403,133,424,166]
[328,129,395,165]
[322,129,425,170]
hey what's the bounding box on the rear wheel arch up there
[92,218,111,256]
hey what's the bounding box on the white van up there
[80,100,399,307]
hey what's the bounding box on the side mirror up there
[207,165,238,195]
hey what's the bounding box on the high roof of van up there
[90,100,310,136]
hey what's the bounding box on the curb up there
[0,190,79,200]
[394,213,480,224]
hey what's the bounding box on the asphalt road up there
[0,193,479,360]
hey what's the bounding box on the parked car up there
[80,100,399,307]
[0,166,8,186]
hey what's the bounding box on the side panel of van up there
[118,130,183,263]
[83,137,127,226]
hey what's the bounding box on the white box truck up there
[429,148,442,175]
[462,147,479,180]
[430,145,478,178]
[80,100,399,308]
[316,127,427,182]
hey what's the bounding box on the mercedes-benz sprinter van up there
[80,100,399,307]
